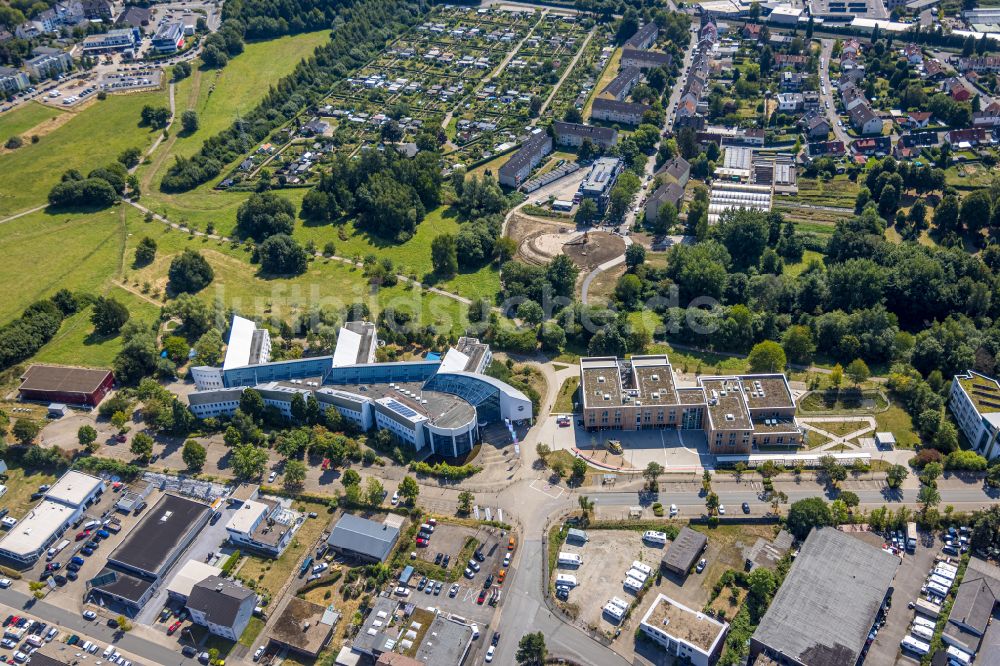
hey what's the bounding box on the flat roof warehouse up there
[108,493,211,578]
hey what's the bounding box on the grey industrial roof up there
[413,615,474,666]
[19,365,112,395]
[109,493,211,577]
[949,556,1000,636]
[352,596,400,655]
[751,527,899,666]
[661,527,707,573]
[187,576,255,628]
[89,567,154,603]
[327,514,400,562]
[188,388,245,405]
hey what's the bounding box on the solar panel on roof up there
[387,399,419,418]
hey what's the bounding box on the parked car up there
[181,646,197,658]
[253,646,265,662]
[696,559,707,573]
[449,583,459,597]
[742,502,751,514]
[477,589,487,604]
[82,611,96,621]
[485,645,496,662]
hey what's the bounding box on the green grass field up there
[0,102,66,141]
[0,91,167,217]
[783,249,825,277]
[0,207,126,321]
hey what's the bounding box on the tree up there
[575,198,598,225]
[231,444,268,479]
[168,249,214,293]
[180,110,199,134]
[193,329,224,366]
[283,459,306,488]
[431,233,458,276]
[829,363,843,390]
[578,494,594,521]
[457,490,474,514]
[786,497,833,539]
[91,296,130,336]
[516,632,546,665]
[12,419,40,445]
[748,341,787,373]
[571,457,587,480]
[130,432,154,461]
[887,464,909,489]
[782,325,816,365]
[118,147,142,169]
[134,237,157,266]
[934,193,960,233]
[78,425,98,452]
[624,243,646,269]
[839,490,860,508]
[960,189,992,233]
[258,234,308,275]
[643,461,663,490]
[846,358,871,386]
[182,439,207,471]
[116,616,132,632]
[341,468,361,487]
[919,483,941,511]
[399,475,420,504]
[236,192,296,241]
[365,477,385,506]
[706,491,720,515]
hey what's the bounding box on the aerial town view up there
[6,0,1000,664]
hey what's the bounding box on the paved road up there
[579,235,632,304]
[0,589,191,666]
[819,39,851,145]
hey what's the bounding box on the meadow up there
[0,102,66,141]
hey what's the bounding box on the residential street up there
[820,39,852,145]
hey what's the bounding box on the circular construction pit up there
[559,230,626,272]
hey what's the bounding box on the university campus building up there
[579,355,802,454]
[187,318,531,459]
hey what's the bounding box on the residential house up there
[656,156,691,187]
[621,48,672,70]
[24,48,73,80]
[624,22,658,49]
[780,71,804,92]
[186,576,256,642]
[81,0,113,21]
[807,140,847,158]
[841,39,862,59]
[803,91,821,111]
[644,182,684,224]
[849,103,883,135]
[956,56,1000,73]
[842,85,867,112]
[903,111,932,129]
[498,130,552,188]
[943,77,972,101]
[801,112,832,140]
[774,54,808,70]
[923,58,948,80]
[946,127,988,147]
[601,66,640,101]
[776,93,804,113]
[0,67,30,95]
[225,498,296,557]
[851,136,891,156]
[699,19,718,44]
[902,43,923,65]
[742,23,763,41]
[117,6,152,31]
[591,98,649,126]
[974,101,1000,127]
[552,121,618,149]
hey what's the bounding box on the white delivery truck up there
[909,624,934,641]
[557,552,582,567]
[900,636,930,656]
[906,522,918,551]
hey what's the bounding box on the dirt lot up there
[561,231,625,271]
[555,530,665,633]
[508,213,576,266]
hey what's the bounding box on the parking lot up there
[405,524,509,628]
[861,529,942,666]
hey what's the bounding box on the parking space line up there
[529,480,564,499]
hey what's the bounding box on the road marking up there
[529,479,564,499]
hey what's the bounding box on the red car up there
[415,537,428,547]
[321,458,331,471]
[477,589,487,604]
[167,621,182,635]
[75,530,91,541]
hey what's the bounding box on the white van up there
[623,576,643,592]
[901,636,930,656]
[555,574,577,588]
[557,552,582,567]
[24,636,42,649]
[631,561,652,576]
[626,568,648,583]
[103,646,114,660]
[643,530,667,545]
[912,616,936,631]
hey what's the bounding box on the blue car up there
[81,547,94,556]
[96,530,110,539]
[70,556,84,566]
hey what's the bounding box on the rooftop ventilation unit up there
[598,376,606,383]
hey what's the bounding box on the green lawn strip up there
[874,403,920,449]
[237,617,265,649]
[0,102,66,140]
[553,376,580,414]
[783,249,825,277]
[0,207,125,321]
[0,90,167,217]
